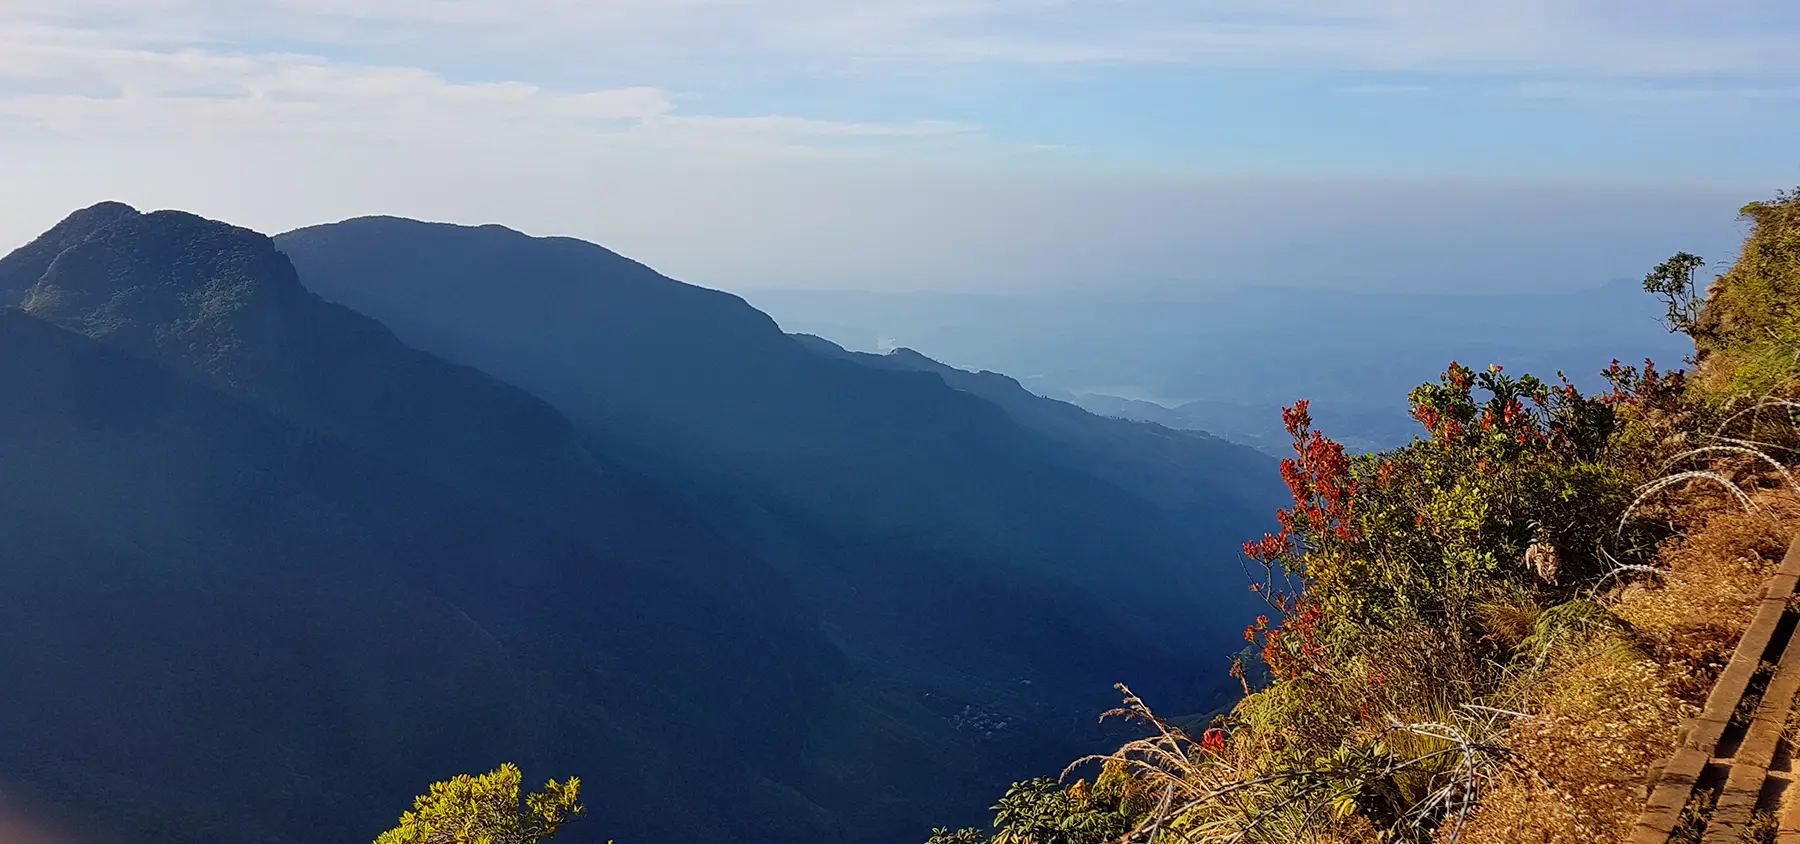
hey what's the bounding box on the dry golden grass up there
[1452,489,1800,843]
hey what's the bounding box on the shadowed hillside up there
[0,308,842,844]
[0,203,788,610]
[792,335,1281,515]
[0,204,1286,844]
[276,217,1280,688]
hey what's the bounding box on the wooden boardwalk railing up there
[1630,537,1800,843]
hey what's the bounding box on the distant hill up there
[276,218,1285,779]
[792,336,1280,511]
[0,205,1039,844]
[1070,394,1416,456]
[747,284,1692,453]
[0,204,1287,844]
[276,217,1281,675]
[4,204,785,607]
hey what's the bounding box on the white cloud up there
[4,0,1797,77]
[0,25,978,149]
[0,1,1790,158]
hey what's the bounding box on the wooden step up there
[1630,536,1800,843]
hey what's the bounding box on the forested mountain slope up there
[0,204,1286,843]
[277,217,1280,685]
[0,308,838,844]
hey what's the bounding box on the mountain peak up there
[23,207,300,337]
[0,206,337,410]
[27,200,144,250]
[0,201,143,299]
[62,200,141,226]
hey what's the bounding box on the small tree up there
[1643,251,1708,340]
[374,763,585,844]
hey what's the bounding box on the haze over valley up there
[749,281,1697,453]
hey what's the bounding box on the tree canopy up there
[374,764,586,844]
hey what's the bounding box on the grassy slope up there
[1463,191,1800,841]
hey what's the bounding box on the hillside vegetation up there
[926,189,1800,844]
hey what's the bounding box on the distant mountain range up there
[0,205,1282,844]
[747,284,1694,454]
[1069,395,1419,456]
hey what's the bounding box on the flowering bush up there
[1170,359,1686,842]
[1242,363,1650,686]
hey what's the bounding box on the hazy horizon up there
[4,1,1794,295]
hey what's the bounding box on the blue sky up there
[0,1,1795,292]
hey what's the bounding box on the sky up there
[0,1,1795,293]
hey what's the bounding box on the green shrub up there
[921,774,1138,844]
[374,764,586,844]
[1692,189,1800,396]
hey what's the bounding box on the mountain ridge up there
[0,202,1288,844]
[791,335,1282,515]
[0,203,804,612]
[275,215,1280,671]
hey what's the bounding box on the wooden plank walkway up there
[1628,536,1800,843]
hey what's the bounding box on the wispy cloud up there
[0,24,979,150]
[0,0,1788,296]
[7,1,1798,76]
[1,1,1794,155]
[1510,81,1800,103]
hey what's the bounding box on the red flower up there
[1201,728,1227,752]
[1282,401,1313,438]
